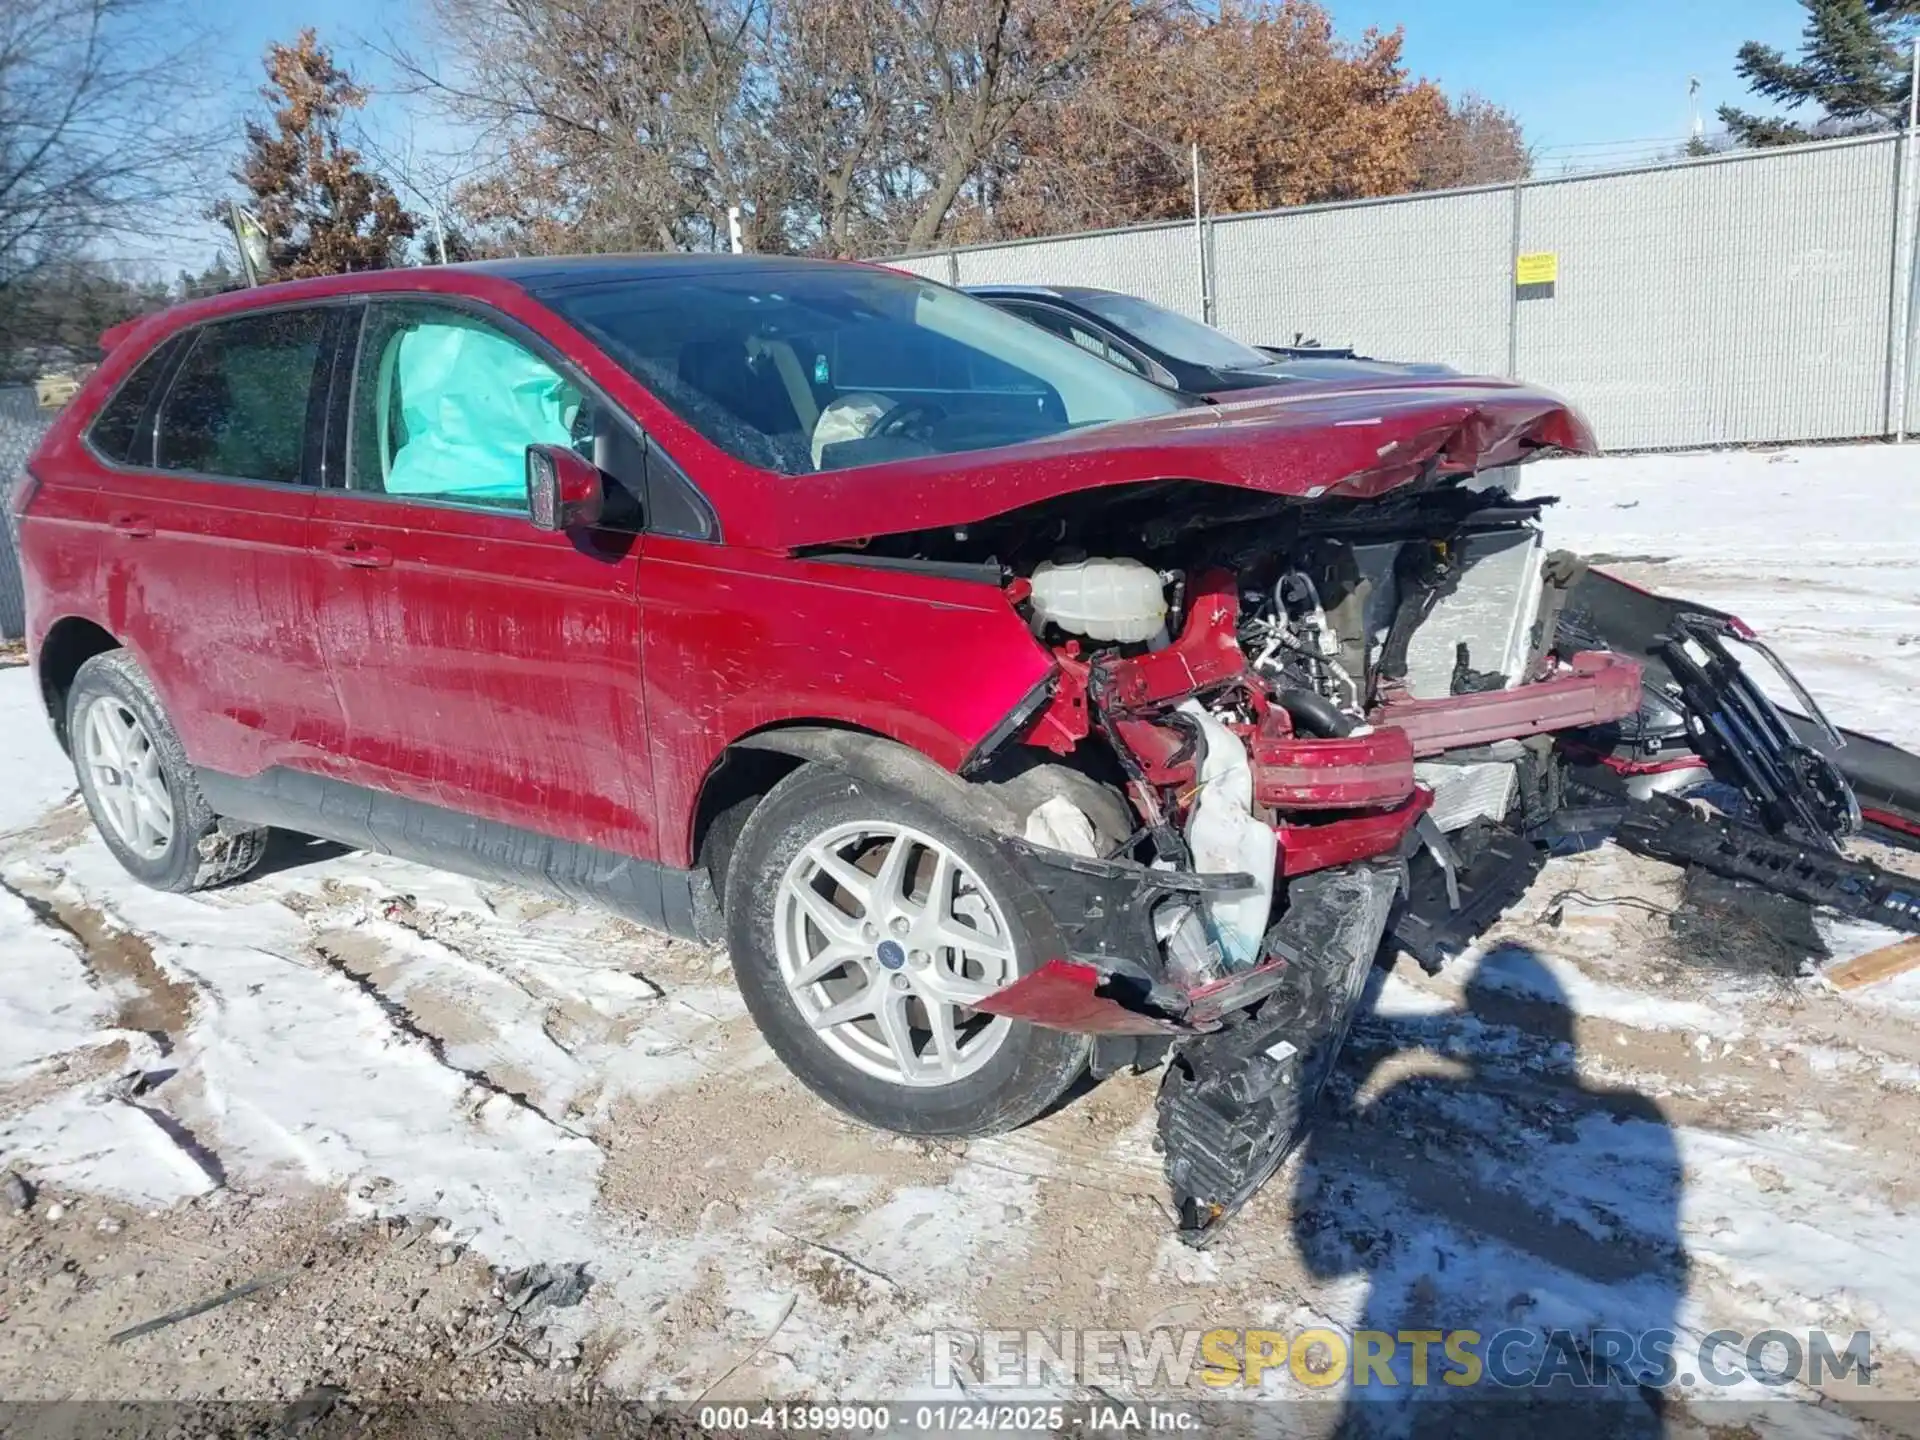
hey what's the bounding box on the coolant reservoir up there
[1028,558,1167,643]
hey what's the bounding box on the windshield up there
[1077,293,1273,371]
[541,267,1188,475]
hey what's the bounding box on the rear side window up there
[156,309,331,484]
[87,335,186,465]
[1004,304,1151,379]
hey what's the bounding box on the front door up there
[308,298,656,860]
[91,304,348,778]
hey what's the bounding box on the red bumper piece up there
[974,953,1307,1036]
[972,958,1191,1035]
[1249,725,1416,811]
[1369,651,1643,758]
[1276,787,1433,877]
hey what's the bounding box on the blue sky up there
[158,0,1815,269]
[1334,0,1813,163]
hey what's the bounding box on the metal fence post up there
[1894,40,1920,442]
[0,387,48,642]
[1504,181,1525,378]
[945,250,960,287]
[1193,142,1214,324]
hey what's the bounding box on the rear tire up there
[725,763,1089,1138]
[67,651,268,893]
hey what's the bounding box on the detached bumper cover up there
[977,856,1406,1245]
[978,793,1431,1036]
[1158,863,1403,1245]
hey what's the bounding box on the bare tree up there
[394,0,1518,257]
[403,0,1148,255]
[765,0,907,256]
[890,0,1136,251]
[349,123,499,264]
[0,0,220,325]
[399,0,781,255]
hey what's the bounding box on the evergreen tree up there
[1721,0,1920,146]
[227,31,416,278]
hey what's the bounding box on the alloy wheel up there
[80,695,174,859]
[773,820,1017,1087]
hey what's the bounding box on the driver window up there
[348,301,584,512]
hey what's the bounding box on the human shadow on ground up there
[1289,942,1689,1438]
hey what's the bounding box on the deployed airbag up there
[385,321,577,501]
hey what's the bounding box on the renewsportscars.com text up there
[932,1326,1874,1392]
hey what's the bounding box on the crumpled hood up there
[729,376,1595,551]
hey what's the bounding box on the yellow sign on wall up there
[1515,251,1559,286]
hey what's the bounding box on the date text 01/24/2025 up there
[696,1404,1204,1432]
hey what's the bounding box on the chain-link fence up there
[891,133,1920,452]
[0,386,51,642]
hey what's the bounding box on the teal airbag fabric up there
[386,322,574,499]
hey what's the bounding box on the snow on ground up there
[0,665,73,832]
[3,444,1920,1421]
[1528,443,1920,751]
[0,883,117,1075]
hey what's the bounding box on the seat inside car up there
[677,339,803,440]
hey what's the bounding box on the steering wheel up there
[873,401,945,440]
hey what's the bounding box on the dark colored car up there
[14,254,1640,1238]
[965,284,1453,395]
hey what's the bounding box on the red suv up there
[14,257,1636,1238]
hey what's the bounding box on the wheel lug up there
[888,915,910,937]
[910,949,929,967]
[862,922,879,941]
[890,973,910,991]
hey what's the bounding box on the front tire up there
[67,651,268,892]
[724,764,1088,1137]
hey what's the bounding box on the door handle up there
[108,511,154,538]
[323,538,393,569]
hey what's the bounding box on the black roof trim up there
[464,252,893,296]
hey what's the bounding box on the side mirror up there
[526,444,605,531]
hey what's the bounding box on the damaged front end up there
[800,409,1647,1240]
[1551,564,1920,937]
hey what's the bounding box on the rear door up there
[92,304,349,778]
[308,297,657,859]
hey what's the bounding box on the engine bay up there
[831,474,1648,992]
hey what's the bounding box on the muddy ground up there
[6,443,1920,1433]
[5,774,1920,1437]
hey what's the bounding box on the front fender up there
[640,537,1053,866]
[732,726,1027,835]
